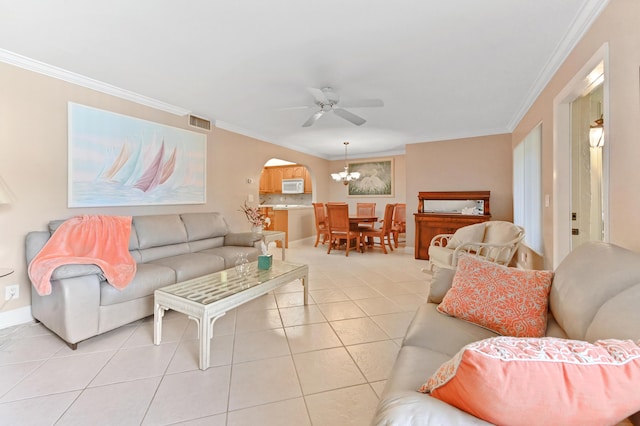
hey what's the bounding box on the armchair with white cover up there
[428,221,525,270]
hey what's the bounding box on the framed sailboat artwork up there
[68,103,207,207]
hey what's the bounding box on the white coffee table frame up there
[154,260,308,370]
[261,230,286,260]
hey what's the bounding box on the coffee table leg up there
[154,303,166,345]
[302,275,308,305]
[194,312,226,370]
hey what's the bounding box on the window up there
[513,124,542,254]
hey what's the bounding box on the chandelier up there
[331,141,360,185]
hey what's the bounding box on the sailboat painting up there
[68,103,206,207]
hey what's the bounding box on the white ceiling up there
[0,0,608,160]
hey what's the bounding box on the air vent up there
[189,115,212,131]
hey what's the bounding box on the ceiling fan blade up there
[340,98,384,108]
[302,110,325,127]
[307,87,330,105]
[333,108,366,126]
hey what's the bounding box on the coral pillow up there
[437,255,553,337]
[418,336,640,426]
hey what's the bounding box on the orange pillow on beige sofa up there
[419,336,640,426]
[437,255,553,337]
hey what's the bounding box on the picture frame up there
[347,158,394,197]
[68,103,207,207]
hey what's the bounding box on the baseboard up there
[0,306,34,330]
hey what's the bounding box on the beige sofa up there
[25,212,262,348]
[372,241,640,425]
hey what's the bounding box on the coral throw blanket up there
[28,215,137,296]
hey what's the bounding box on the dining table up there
[348,215,378,251]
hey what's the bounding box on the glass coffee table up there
[153,260,308,370]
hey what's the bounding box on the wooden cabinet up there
[414,191,491,260]
[260,165,310,194]
[303,168,312,193]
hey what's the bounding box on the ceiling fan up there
[294,87,384,127]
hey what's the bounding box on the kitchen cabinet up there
[303,168,312,193]
[260,165,310,194]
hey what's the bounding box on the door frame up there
[552,43,610,268]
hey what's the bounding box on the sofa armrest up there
[224,232,263,247]
[51,264,104,281]
[452,236,524,267]
[31,274,101,345]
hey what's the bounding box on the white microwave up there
[282,179,304,194]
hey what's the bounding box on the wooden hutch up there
[414,191,492,260]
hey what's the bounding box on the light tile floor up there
[0,237,429,425]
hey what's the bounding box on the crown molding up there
[0,49,191,116]
[506,0,610,131]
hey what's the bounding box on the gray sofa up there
[372,241,640,425]
[25,212,262,349]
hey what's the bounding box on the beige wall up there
[325,154,407,220]
[405,134,514,257]
[0,61,330,316]
[512,0,640,268]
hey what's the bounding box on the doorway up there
[570,83,604,248]
[553,44,609,267]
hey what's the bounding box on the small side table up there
[261,230,286,260]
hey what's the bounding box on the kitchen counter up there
[260,204,313,210]
[259,205,314,247]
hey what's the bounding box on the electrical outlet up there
[4,284,19,301]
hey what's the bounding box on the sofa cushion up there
[150,253,225,282]
[100,263,176,306]
[585,283,640,342]
[403,303,499,355]
[437,256,553,337]
[550,241,640,341]
[427,246,455,269]
[371,346,491,426]
[180,212,230,241]
[483,221,521,244]
[224,232,263,247]
[419,336,640,426]
[483,221,522,263]
[200,246,259,270]
[133,214,187,249]
[427,266,456,304]
[446,222,486,250]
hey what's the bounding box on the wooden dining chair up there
[356,202,376,232]
[326,203,361,256]
[391,203,406,248]
[361,203,396,254]
[312,202,330,247]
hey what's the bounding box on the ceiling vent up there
[189,114,212,131]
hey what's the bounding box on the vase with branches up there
[239,202,266,232]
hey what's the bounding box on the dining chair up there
[356,202,377,232]
[360,203,396,254]
[391,203,406,248]
[312,202,329,247]
[326,203,361,256]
